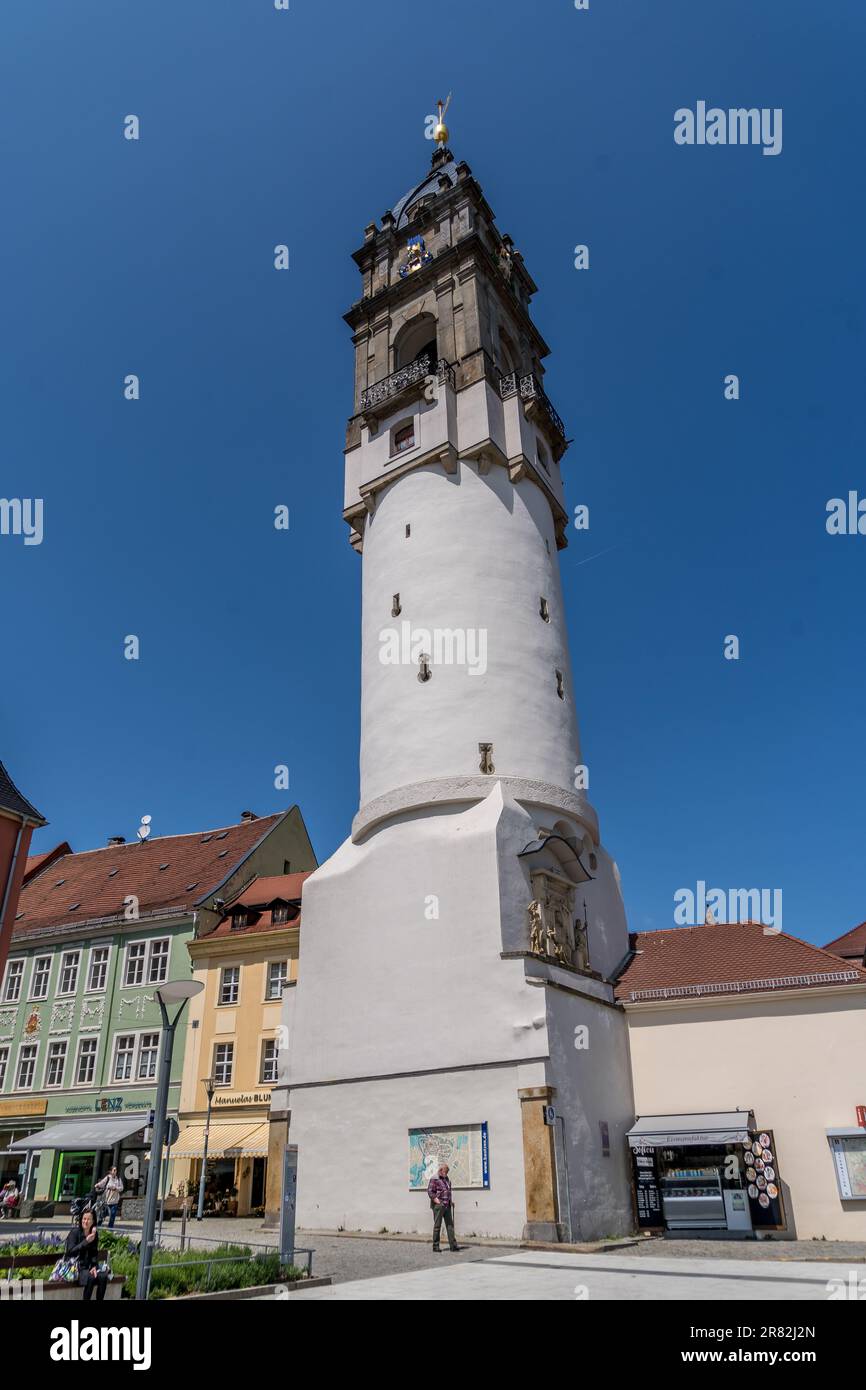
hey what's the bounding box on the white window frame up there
[43,1039,68,1090]
[259,1037,279,1084]
[108,1028,162,1085]
[123,937,170,988]
[3,958,25,1003]
[111,1033,137,1083]
[74,1036,100,1087]
[212,1041,234,1088]
[136,1031,160,1081]
[0,1045,9,1091]
[219,965,240,1006]
[29,956,52,1001]
[57,950,80,996]
[86,945,111,994]
[265,960,288,1001]
[147,938,170,984]
[15,1041,39,1091]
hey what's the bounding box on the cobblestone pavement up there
[616,1237,866,1263]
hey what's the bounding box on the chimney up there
[240,811,257,822]
[107,836,126,846]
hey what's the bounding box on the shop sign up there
[212,1090,271,1108]
[0,1098,48,1118]
[742,1130,785,1228]
[630,1146,661,1228]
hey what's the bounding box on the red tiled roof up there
[208,871,314,939]
[24,842,72,885]
[615,921,866,1002]
[823,920,866,960]
[229,872,311,908]
[14,814,286,937]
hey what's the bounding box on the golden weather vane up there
[433,92,452,146]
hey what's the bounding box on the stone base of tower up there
[273,782,636,1241]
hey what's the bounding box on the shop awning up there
[168,1121,270,1159]
[10,1115,148,1152]
[627,1111,754,1149]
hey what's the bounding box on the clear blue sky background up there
[1,1,863,944]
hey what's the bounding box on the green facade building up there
[0,808,315,1212]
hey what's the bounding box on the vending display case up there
[659,1167,726,1229]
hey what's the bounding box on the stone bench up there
[1,1275,125,1301]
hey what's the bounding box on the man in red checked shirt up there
[427,1163,462,1252]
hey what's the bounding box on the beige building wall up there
[625,986,866,1240]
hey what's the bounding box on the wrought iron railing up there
[499,371,566,442]
[360,357,454,414]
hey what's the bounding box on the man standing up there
[427,1163,461,1252]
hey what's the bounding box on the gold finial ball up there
[433,121,449,145]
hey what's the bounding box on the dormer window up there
[231,909,248,932]
[272,904,290,925]
[392,420,415,455]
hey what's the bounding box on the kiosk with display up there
[627,1110,786,1236]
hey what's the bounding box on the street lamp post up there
[134,980,203,1302]
[196,1076,216,1221]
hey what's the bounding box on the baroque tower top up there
[342,141,570,556]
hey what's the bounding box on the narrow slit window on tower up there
[479,743,495,775]
[555,669,564,699]
[537,439,550,472]
[391,593,401,617]
[539,597,550,623]
[405,523,411,538]
[417,652,432,683]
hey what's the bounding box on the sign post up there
[279,1145,298,1272]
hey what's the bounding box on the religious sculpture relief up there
[525,870,589,971]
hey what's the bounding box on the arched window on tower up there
[394,314,438,374]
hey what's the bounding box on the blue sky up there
[1,0,864,945]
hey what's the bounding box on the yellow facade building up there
[173,873,310,1218]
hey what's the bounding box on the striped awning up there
[168,1121,270,1159]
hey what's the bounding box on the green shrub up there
[2,1234,303,1298]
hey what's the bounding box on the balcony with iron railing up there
[359,355,456,415]
[499,371,567,444]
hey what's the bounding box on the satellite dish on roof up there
[137,814,152,842]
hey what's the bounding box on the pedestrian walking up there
[95,1166,124,1227]
[426,1163,462,1252]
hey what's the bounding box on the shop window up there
[75,1038,98,1086]
[213,1042,234,1087]
[16,1044,38,1090]
[3,959,24,1003]
[87,947,109,993]
[219,966,240,1006]
[267,960,288,1000]
[260,1039,279,1084]
[58,950,80,996]
[30,957,51,1000]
